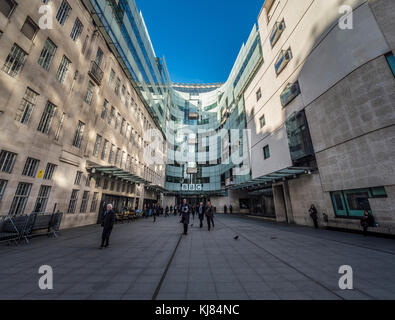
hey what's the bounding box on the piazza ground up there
[0,214,394,300]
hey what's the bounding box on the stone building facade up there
[0,0,165,229]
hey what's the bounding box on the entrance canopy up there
[89,166,151,185]
[228,167,315,191]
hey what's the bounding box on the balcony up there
[280,81,301,107]
[88,61,104,85]
[274,49,292,75]
[270,20,285,47]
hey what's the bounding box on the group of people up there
[179,199,215,235]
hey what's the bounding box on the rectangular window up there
[34,185,51,213]
[22,157,40,177]
[2,44,27,77]
[56,55,71,84]
[70,18,83,41]
[120,118,126,135]
[114,113,120,129]
[109,69,115,85]
[80,191,89,213]
[385,52,395,77]
[256,88,262,101]
[67,189,79,214]
[275,49,292,75]
[101,140,109,160]
[16,87,39,124]
[37,101,57,134]
[0,0,17,18]
[103,179,109,190]
[0,179,8,201]
[43,163,57,180]
[90,192,98,212]
[115,78,120,95]
[263,145,270,160]
[56,0,71,26]
[95,177,101,188]
[101,100,108,119]
[38,38,57,71]
[108,106,115,125]
[0,150,17,173]
[93,134,102,157]
[259,115,266,128]
[109,144,115,164]
[85,175,91,187]
[72,121,85,148]
[85,81,94,105]
[21,16,39,40]
[9,182,32,216]
[74,171,82,185]
[115,148,121,166]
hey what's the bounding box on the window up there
[385,52,395,77]
[43,163,57,180]
[109,69,115,85]
[84,81,94,105]
[115,78,120,95]
[70,18,83,41]
[256,88,262,101]
[56,0,71,26]
[121,85,126,96]
[101,140,109,160]
[85,175,91,187]
[72,121,85,148]
[81,35,89,54]
[108,144,115,164]
[80,191,89,213]
[103,179,109,190]
[90,192,98,212]
[0,0,17,18]
[93,134,102,157]
[22,157,40,177]
[55,112,65,141]
[56,55,71,84]
[0,180,7,201]
[101,100,108,119]
[9,183,32,216]
[37,101,57,134]
[74,171,82,185]
[34,185,51,213]
[21,17,39,40]
[275,48,292,75]
[263,145,270,159]
[108,106,115,125]
[115,148,121,166]
[270,19,285,47]
[0,150,17,173]
[120,118,126,135]
[2,44,27,77]
[115,113,120,129]
[16,88,39,124]
[331,187,387,218]
[95,47,103,66]
[67,189,79,214]
[38,38,57,71]
[259,115,266,128]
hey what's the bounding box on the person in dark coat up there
[205,201,215,231]
[224,205,227,215]
[165,206,169,217]
[361,210,376,236]
[181,199,191,235]
[198,202,205,228]
[101,204,115,249]
[309,204,319,229]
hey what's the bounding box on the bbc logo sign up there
[182,184,202,191]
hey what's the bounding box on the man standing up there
[101,204,115,249]
[198,202,205,228]
[309,204,319,229]
[181,199,191,235]
[205,201,214,231]
[224,205,227,215]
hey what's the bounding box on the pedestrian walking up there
[198,202,205,228]
[165,206,169,217]
[181,199,191,235]
[205,201,214,231]
[230,204,233,215]
[309,204,319,229]
[224,205,227,215]
[100,204,115,249]
[361,210,377,236]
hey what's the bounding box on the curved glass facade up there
[84,0,263,196]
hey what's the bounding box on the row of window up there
[0,149,57,179]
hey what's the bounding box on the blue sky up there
[136,0,264,84]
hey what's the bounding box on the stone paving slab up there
[0,214,394,300]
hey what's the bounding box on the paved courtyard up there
[0,214,394,300]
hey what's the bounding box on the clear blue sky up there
[136,0,264,84]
